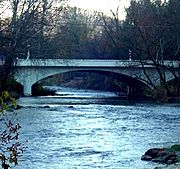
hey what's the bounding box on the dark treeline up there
[0,0,179,60]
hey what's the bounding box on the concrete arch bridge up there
[14,59,179,96]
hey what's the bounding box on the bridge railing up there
[15,59,180,68]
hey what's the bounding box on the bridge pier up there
[23,84,32,96]
[22,80,32,96]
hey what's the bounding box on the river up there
[8,87,180,168]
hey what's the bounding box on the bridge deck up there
[16,59,179,68]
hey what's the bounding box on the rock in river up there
[141,145,180,165]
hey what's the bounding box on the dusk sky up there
[69,0,130,19]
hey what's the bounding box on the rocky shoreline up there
[141,145,180,169]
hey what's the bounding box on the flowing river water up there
[7,87,180,168]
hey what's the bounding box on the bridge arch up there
[16,67,149,96]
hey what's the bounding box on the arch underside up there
[32,68,147,86]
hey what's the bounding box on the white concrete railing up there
[16,59,180,68]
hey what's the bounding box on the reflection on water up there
[6,87,180,169]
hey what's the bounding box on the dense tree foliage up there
[1,0,179,61]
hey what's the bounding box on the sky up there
[0,0,130,20]
[68,0,131,19]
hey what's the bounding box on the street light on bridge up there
[27,44,30,59]
[129,49,132,61]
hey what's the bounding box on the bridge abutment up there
[15,67,34,96]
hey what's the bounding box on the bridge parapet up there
[16,59,179,68]
[16,59,139,67]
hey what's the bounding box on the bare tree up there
[101,0,180,99]
[0,0,67,89]
[124,0,180,99]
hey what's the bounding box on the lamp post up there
[128,49,132,61]
[27,44,30,59]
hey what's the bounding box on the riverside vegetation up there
[0,91,26,168]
